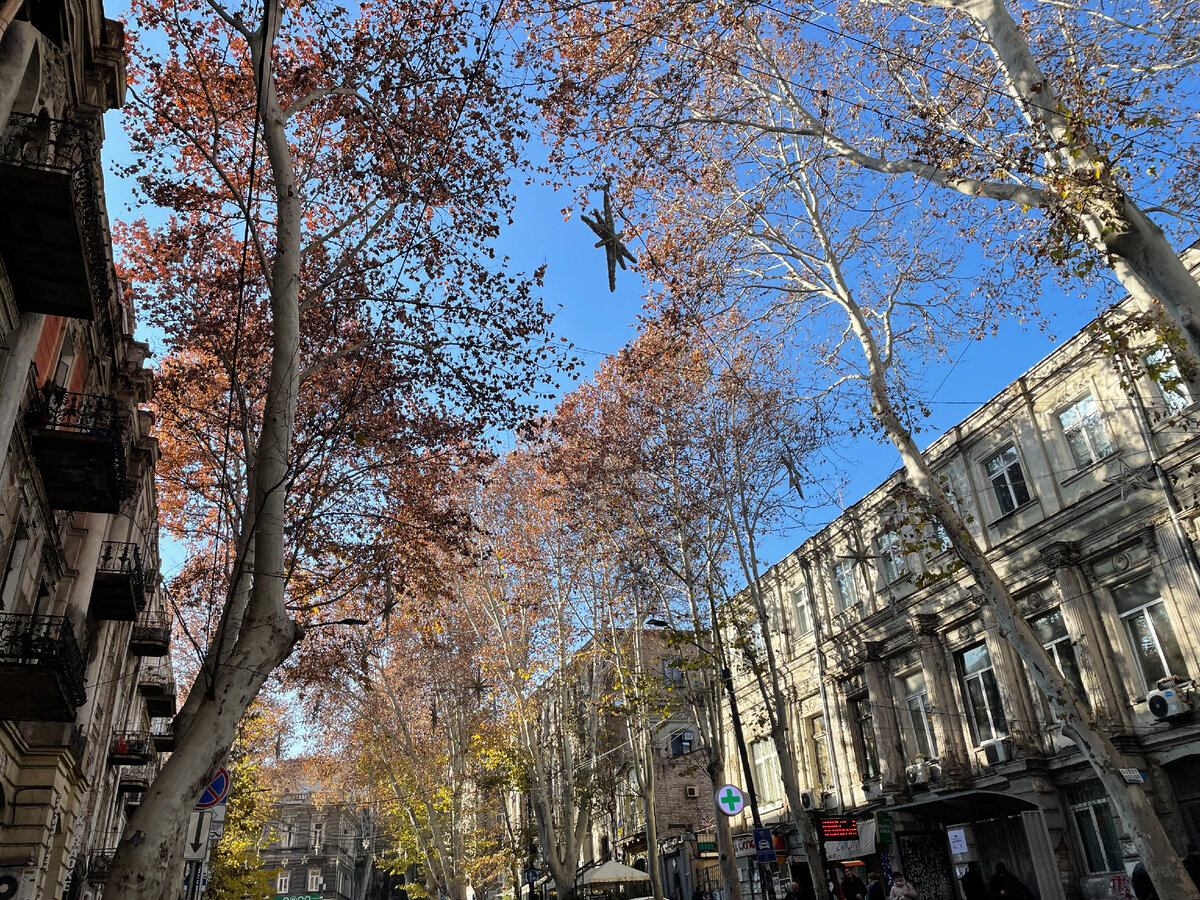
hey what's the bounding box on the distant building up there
[725,277,1200,900]
[0,1,174,898]
[260,788,374,900]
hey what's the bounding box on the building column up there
[1039,542,1130,729]
[0,21,40,125]
[863,642,905,794]
[978,604,1042,757]
[1020,810,1067,900]
[0,313,44,454]
[911,615,970,780]
[1149,524,1200,670]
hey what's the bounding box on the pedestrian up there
[843,869,867,900]
[783,883,802,900]
[1130,862,1158,900]
[987,863,1035,900]
[888,872,918,900]
[1184,845,1200,892]
[866,873,885,900]
[960,862,986,900]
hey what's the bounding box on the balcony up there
[124,790,144,818]
[137,664,176,717]
[151,718,175,752]
[27,389,130,513]
[108,731,154,766]
[0,613,87,720]
[90,542,146,620]
[117,765,151,794]
[130,611,171,656]
[87,848,116,884]
[0,112,110,319]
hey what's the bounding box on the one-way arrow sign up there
[183,810,213,860]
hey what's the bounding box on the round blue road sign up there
[197,766,230,808]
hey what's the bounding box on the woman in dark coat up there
[987,863,1035,900]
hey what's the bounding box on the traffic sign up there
[717,784,745,816]
[183,810,212,860]
[197,767,230,808]
[524,868,538,886]
[754,827,775,864]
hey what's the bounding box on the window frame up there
[750,738,784,806]
[1144,348,1191,414]
[852,697,880,781]
[277,872,291,893]
[901,671,938,760]
[790,584,813,637]
[1056,395,1114,469]
[832,560,861,611]
[875,529,907,584]
[957,642,1009,744]
[810,714,831,789]
[1065,781,1125,874]
[1112,577,1189,691]
[984,444,1032,516]
[308,868,322,891]
[1029,607,1088,703]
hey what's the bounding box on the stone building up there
[0,1,175,898]
[260,788,373,900]
[723,275,1200,900]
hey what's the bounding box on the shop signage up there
[718,785,746,816]
[825,820,877,863]
[875,812,893,845]
[276,895,322,900]
[947,829,969,855]
[733,834,758,858]
[818,818,859,841]
[697,833,719,858]
[1120,768,1146,784]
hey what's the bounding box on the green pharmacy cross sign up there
[717,784,745,816]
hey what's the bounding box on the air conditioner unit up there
[800,789,823,811]
[686,786,701,799]
[906,761,930,785]
[977,737,1011,766]
[1147,678,1195,720]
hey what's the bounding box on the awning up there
[579,861,652,886]
[885,789,1041,822]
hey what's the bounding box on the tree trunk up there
[103,19,305,898]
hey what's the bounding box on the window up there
[745,621,766,664]
[1145,349,1190,414]
[791,585,813,637]
[1112,575,1188,690]
[1065,781,1124,873]
[833,561,861,611]
[1030,608,1087,702]
[751,739,783,805]
[276,872,290,893]
[669,730,694,757]
[958,643,1009,743]
[985,445,1031,515]
[875,530,907,583]
[853,698,879,780]
[308,868,321,891]
[902,672,937,759]
[283,822,295,848]
[810,714,831,788]
[1057,396,1114,468]
[663,661,684,683]
[312,820,324,850]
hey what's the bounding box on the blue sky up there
[98,12,1106,576]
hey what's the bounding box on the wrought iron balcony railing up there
[131,610,171,656]
[87,848,116,883]
[151,717,175,751]
[117,764,152,793]
[91,541,146,620]
[108,730,154,765]
[0,613,87,719]
[27,389,130,513]
[0,111,111,319]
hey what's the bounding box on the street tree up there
[108,0,563,892]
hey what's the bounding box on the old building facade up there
[0,1,175,898]
[260,789,373,900]
[724,276,1200,900]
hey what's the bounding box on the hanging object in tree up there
[580,181,637,292]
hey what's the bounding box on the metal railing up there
[132,611,171,647]
[87,848,116,883]
[97,541,146,602]
[1,112,112,311]
[109,731,154,761]
[0,613,87,706]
